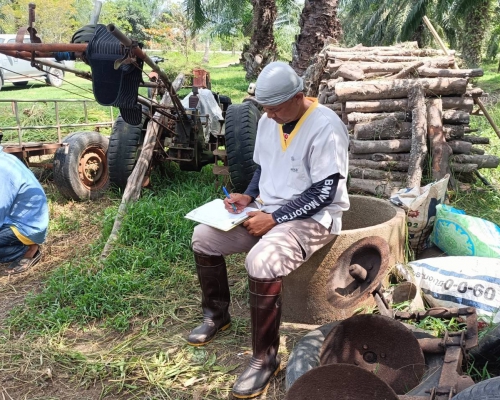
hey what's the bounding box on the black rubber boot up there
[187,252,231,346]
[232,276,282,398]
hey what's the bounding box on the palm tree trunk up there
[461,0,492,68]
[291,0,342,75]
[242,0,278,80]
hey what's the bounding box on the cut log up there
[407,84,427,188]
[327,49,451,58]
[416,66,483,78]
[327,94,338,103]
[350,138,412,154]
[349,159,410,171]
[326,77,344,90]
[327,42,420,52]
[335,78,468,101]
[427,99,452,181]
[388,61,425,80]
[450,163,479,173]
[464,88,485,98]
[364,72,393,79]
[451,154,500,168]
[348,178,403,198]
[354,118,411,140]
[349,167,407,181]
[344,97,473,113]
[349,153,411,162]
[326,59,453,74]
[322,103,342,111]
[447,140,473,154]
[335,64,365,81]
[470,147,486,155]
[348,112,408,124]
[462,135,490,145]
[441,98,474,112]
[332,54,447,63]
[442,110,470,125]
[443,125,465,140]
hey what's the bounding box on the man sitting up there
[0,144,49,275]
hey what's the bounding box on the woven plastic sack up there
[390,174,449,256]
[397,257,500,323]
[431,204,500,258]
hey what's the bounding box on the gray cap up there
[255,61,304,106]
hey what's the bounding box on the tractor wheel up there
[46,67,64,87]
[451,377,500,399]
[53,131,110,201]
[107,108,149,190]
[224,101,260,193]
[13,81,29,87]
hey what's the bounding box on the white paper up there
[185,199,256,231]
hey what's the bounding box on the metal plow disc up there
[284,363,399,400]
[319,314,426,394]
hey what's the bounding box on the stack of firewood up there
[303,42,499,197]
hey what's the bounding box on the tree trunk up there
[291,0,342,75]
[461,0,492,68]
[243,0,278,80]
[406,84,427,189]
[202,38,210,63]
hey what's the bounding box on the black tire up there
[46,67,63,87]
[470,323,500,365]
[107,108,149,190]
[13,81,29,87]
[224,101,260,193]
[286,321,445,393]
[53,131,110,201]
[451,377,500,399]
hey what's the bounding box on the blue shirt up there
[0,146,49,244]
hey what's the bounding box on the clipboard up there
[185,199,256,231]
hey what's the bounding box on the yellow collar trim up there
[279,98,318,151]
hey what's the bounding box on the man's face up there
[261,95,301,125]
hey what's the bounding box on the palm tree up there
[291,0,343,74]
[184,0,278,80]
[339,0,495,68]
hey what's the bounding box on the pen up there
[222,186,238,212]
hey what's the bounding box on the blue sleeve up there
[271,173,340,224]
[243,166,261,200]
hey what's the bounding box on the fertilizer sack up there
[397,257,500,323]
[390,174,449,255]
[431,204,500,258]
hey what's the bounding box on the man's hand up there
[223,193,252,213]
[243,211,277,236]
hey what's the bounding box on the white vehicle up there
[0,34,65,90]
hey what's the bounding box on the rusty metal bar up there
[0,43,87,53]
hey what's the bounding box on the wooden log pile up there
[303,42,499,197]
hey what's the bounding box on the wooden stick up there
[101,74,185,259]
[427,98,452,181]
[349,159,410,171]
[388,61,425,80]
